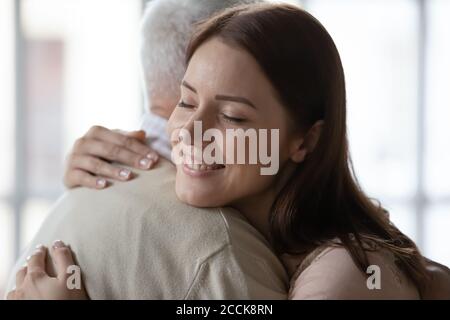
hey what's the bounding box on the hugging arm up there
[289,248,450,300]
[6,241,88,300]
[421,258,450,299]
[64,125,160,189]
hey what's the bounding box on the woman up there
[8,3,447,300]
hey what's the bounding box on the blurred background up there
[0,0,449,297]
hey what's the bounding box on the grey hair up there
[140,0,264,107]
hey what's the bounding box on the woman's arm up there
[422,258,450,299]
[289,247,420,300]
[64,125,159,189]
[6,241,88,300]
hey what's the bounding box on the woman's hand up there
[64,125,159,189]
[6,241,88,300]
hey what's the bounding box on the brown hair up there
[186,3,427,291]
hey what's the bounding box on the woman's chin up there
[175,186,223,208]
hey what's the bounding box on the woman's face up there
[167,38,299,208]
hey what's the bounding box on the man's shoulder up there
[196,207,289,299]
[63,158,176,210]
[19,159,287,299]
[61,158,224,223]
[56,158,233,257]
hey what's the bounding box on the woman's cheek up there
[168,108,192,129]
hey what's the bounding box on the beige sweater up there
[6,159,288,299]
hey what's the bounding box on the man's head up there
[140,0,263,118]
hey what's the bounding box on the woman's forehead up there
[184,38,276,101]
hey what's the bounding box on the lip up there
[182,163,225,178]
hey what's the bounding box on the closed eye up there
[177,101,196,109]
[221,113,247,123]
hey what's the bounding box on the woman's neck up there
[232,161,297,243]
[233,189,275,242]
[232,162,310,280]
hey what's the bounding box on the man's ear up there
[289,120,324,163]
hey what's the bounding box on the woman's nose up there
[181,109,215,145]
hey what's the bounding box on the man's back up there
[7,159,288,299]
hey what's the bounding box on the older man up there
[6,0,289,300]
[62,0,264,189]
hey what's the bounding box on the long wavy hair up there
[186,3,428,292]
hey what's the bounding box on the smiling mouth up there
[183,162,226,171]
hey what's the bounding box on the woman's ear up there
[304,120,324,153]
[289,137,307,163]
[289,120,324,163]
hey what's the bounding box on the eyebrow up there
[181,80,257,109]
[215,95,257,109]
[181,80,197,93]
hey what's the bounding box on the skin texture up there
[6,241,88,300]
[167,38,320,239]
[149,94,180,120]
[63,93,179,189]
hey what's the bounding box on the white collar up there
[140,112,172,161]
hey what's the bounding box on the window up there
[0,0,16,298]
[424,0,450,264]
[0,0,142,297]
[305,0,420,239]
[298,0,450,264]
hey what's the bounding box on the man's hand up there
[6,241,88,300]
[64,125,159,189]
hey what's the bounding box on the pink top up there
[282,240,420,300]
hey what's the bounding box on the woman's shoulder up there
[287,241,420,300]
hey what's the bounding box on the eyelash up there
[221,113,246,123]
[177,100,247,124]
[177,101,195,109]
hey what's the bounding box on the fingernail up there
[139,158,150,169]
[118,169,131,179]
[26,255,31,261]
[35,244,44,250]
[146,153,158,161]
[96,178,106,188]
[53,240,65,248]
